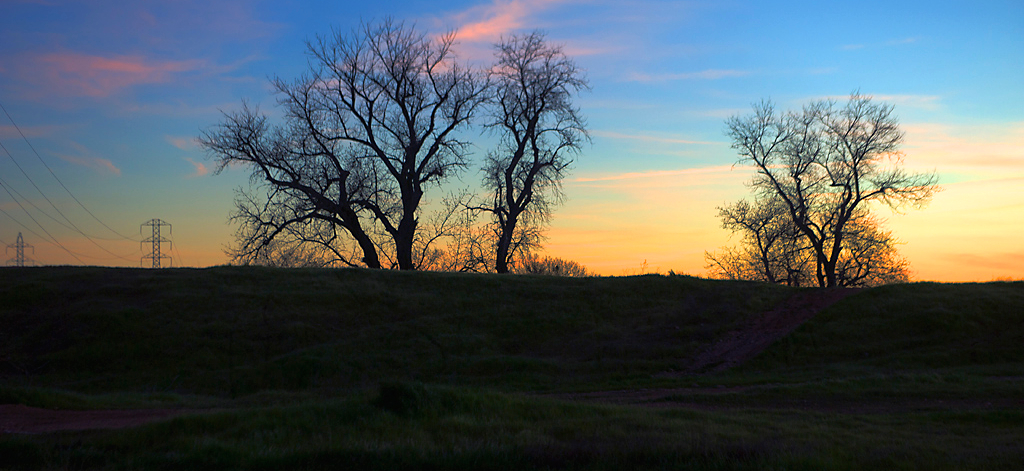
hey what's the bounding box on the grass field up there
[1,266,1022,469]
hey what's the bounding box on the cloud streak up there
[53,142,121,175]
[902,122,1024,172]
[841,37,920,51]
[627,69,750,82]
[18,52,206,97]
[0,124,61,139]
[571,165,735,183]
[55,153,121,175]
[591,130,720,146]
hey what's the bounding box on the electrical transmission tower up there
[6,232,34,267]
[141,219,172,268]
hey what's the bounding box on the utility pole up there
[6,232,34,267]
[141,219,172,268]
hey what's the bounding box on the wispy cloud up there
[808,93,943,111]
[165,135,197,151]
[872,94,942,111]
[940,251,1024,273]
[18,52,206,97]
[887,37,919,46]
[591,130,720,146]
[572,165,734,183]
[0,124,61,139]
[627,69,750,82]
[902,122,1024,172]
[841,37,920,51]
[185,157,209,177]
[55,142,121,175]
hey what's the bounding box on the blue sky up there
[1,0,1022,279]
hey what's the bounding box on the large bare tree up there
[474,32,588,273]
[202,20,487,270]
[722,93,937,287]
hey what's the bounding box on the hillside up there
[1,267,1022,470]
[1,266,790,396]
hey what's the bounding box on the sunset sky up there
[1,0,1021,280]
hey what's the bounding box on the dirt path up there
[686,288,861,373]
[0,404,197,434]
[547,386,1024,413]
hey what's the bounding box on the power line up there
[0,204,135,263]
[0,192,85,264]
[171,238,186,267]
[0,100,138,242]
[0,174,138,261]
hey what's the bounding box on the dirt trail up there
[686,288,861,373]
[0,404,196,434]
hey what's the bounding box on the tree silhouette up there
[202,19,487,269]
[473,32,589,273]
[715,93,937,287]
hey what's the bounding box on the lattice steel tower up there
[6,232,34,267]
[141,219,172,268]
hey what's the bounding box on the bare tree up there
[411,192,491,273]
[202,19,488,270]
[202,104,384,268]
[513,253,590,277]
[474,32,589,273]
[705,197,810,286]
[723,93,937,287]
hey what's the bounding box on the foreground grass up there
[4,383,1022,470]
[2,267,1023,469]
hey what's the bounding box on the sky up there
[0,0,1021,281]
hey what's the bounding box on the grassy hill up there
[0,266,788,397]
[1,267,1022,470]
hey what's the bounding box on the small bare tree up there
[202,19,488,270]
[723,93,937,287]
[474,32,589,273]
[705,197,810,285]
[513,254,590,277]
[706,206,908,287]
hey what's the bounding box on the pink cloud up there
[165,135,197,151]
[185,157,209,177]
[450,0,568,43]
[24,52,205,97]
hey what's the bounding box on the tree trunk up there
[395,220,416,270]
[352,229,382,269]
[494,219,515,274]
